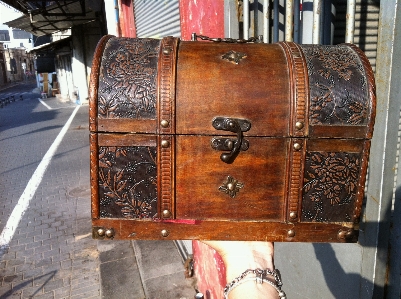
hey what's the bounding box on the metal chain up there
[191,33,263,43]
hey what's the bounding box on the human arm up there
[202,241,283,299]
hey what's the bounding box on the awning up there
[4,0,101,36]
[27,37,72,54]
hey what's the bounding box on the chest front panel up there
[175,136,289,221]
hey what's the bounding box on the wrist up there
[219,242,275,281]
[201,241,281,298]
[223,268,285,299]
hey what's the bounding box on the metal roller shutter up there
[133,0,190,260]
[134,0,181,38]
[333,0,379,71]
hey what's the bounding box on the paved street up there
[0,83,194,299]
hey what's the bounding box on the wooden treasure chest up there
[89,35,375,243]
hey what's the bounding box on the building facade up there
[0,25,33,50]
[5,1,105,102]
[0,23,35,87]
[0,41,34,86]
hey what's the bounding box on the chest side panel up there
[297,44,375,233]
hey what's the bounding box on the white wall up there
[0,5,32,49]
[104,0,119,36]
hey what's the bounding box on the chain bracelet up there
[223,268,286,299]
[191,33,263,43]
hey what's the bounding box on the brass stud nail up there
[105,229,114,238]
[346,230,354,238]
[161,229,169,237]
[161,140,170,148]
[97,228,105,237]
[338,230,346,239]
[160,120,169,128]
[287,229,295,238]
[293,142,302,150]
[163,48,171,55]
[289,211,297,219]
[295,121,304,130]
[227,183,235,191]
[162,210,171,218]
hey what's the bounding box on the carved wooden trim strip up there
[157,37,178,220]
[277,42,295,139]
[279,42,309,138]
[279,42,309,222]
[158,135,175,219]
[292,43,309,137]
[286,139,306,222]
[90,133,100,219]
[89,35,113,132]
[158,37,179,135]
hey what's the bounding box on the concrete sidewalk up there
[0,90,196,299]
[98,240,195,299]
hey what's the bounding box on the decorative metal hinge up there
[211,117,251,164]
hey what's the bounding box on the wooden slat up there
[97,119,156,134]
[306,138,365,152]
[98,133,157,146]
[92,218,358,243]
[309,125,368,139]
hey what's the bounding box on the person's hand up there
[202,241,274,273]
[202,241,278,298]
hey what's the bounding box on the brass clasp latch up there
[211,117,251,164]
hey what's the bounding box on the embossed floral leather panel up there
[97,38,159,120]
[301,44,370,126]
[89,36,375,242]
[98,146,157,219]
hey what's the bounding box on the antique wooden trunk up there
[89,35,375,242]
